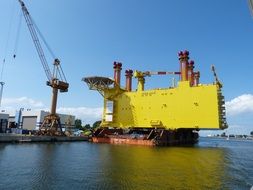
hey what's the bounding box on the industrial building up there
[7,109,75,131]
[0,113,9,133]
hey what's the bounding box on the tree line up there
[74,119,101,130]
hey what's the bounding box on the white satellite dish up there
[249,0,253,16]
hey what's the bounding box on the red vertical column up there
[113,62,122,87]
[188,60,195,86]
[125,70,133,91]
[178,50,189,81]
[194,71,200,86]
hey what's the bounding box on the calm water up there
[0,137,252,190]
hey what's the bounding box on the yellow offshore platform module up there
[83,50,228,146]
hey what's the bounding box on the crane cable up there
[33,19,68,82]
[59,65,67,82]
[1,0,16,81]
[32,19,69,82]
[13,9,23,59]
[32,17,56,60]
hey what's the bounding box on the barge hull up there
[92,128,198,146]
[92,137,155,146]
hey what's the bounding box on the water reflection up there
[96,145,229,190]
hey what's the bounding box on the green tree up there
[84,124,91,129]
[250,131,253,136]
[93,120,101,129]
[75,119,82,129]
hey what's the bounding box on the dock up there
[0,134,89,143]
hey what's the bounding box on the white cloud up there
[225,94,253,116]
[57,107,103,124]
[2,97,45,109]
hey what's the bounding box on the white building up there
[8,109,75,131]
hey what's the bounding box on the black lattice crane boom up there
[18,0,69,136]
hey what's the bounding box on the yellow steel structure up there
[102,81,227,130]
[84,51,228,131]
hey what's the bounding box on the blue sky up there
[0,0,253,135]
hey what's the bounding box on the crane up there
[137,71,181,76]
[18,0,69,136]
[211,65,222,88]
[133,70,181,91]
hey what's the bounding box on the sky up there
[0,0,253,135]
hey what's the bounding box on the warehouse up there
[8,109,75,131]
